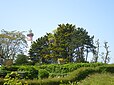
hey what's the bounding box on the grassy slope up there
[77,73,114,85]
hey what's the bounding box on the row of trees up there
[92,39,110,63]
[29,23,110,64]
[0,23,110,65]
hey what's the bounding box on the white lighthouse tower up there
[27,29,34,42]
[26,29,34,55]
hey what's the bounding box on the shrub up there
[3,72,22,85]
[17,71,28,79]
[3,72,28,85]
[39,69,49,79]
[18,66,38,79]
[15,54,28,65]
[3,59,13,66]
[0,70,7,78]
[3,66,19,71]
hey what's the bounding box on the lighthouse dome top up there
[27,29,34,37]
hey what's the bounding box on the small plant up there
[0,69,7,78]
[3,72,28,85]
[4,72,22,85]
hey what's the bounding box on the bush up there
[17,71,28,79]
[39,69,49,79]
[0,66,11,78]
[0,70,7,78]
[18,66,38,79]
[3,66,19,71]
[3,59,13,66]
[3,72,28,85]
[15,54,28,65]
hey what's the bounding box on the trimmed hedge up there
[0,63,113,85]
[35,63,104,73]
[21,64,114,85]
[0,63,104,79]
[34,63,104,78]
[18,66,38,79]
[1,66,19,71]
[0,65,38,79]
[21,68,94,85]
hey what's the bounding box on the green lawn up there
[77,73,114,85]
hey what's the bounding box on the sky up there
[0,0,114,63]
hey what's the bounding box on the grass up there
[77,73,114,85]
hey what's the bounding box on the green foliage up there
[0,70,7,78]
[3,72,22,85]
[18,66,38,79]
[29,35,49,64]
[35,63,104,76]
[0,66,17,78]
[0,64,113,85]
[21,64,114,85]
[2,66,19,71]
[0,63,104,79]
[15,54,28,65]
[3,72,29,85]
[39,69,49,79]
[20,67,96,85]
[29,23,95,64]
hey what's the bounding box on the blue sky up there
[0,0,114,63]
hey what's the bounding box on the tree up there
[53,23,75,62]
[29,23,95,63]
[29,35,49,64]
[52,23,93,63]
[92,39,100,63]
[0,29,27,61]
[72,28,95,62]
[15,54,28,65]
[102,42,110,63]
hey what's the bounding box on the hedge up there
[0,63,113,85]
[34,63,104,74]
[21,64,114,85]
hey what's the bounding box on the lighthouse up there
[27,29,34,42]
[26,29,34,55]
